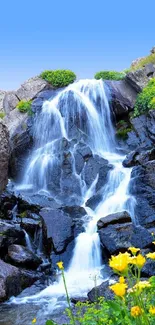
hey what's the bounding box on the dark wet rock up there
[125,65,155,92]
[0,121,9,193]
[7,244,42,269]
[74,143,92,174]
[130,161,155,227]
[84,155,112,191]
[88,280,115,302]
[123,148,155,167]
[40,208,73,254]
[99,223,152,255]
[20,217,41,236]
[142,259,155,277]
[0,259,38,302]
[106,80,138,118]
[126,111,155,150]
[97,211,131,229]
[0,221,25,256]
[86,192,103,210]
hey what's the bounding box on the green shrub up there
[134,78,155,117]
[131,53,155,71]
[0,112,5,119]
[40,69,76,88]
[116,128,132,140]
[94,70,125,81]
[16,100,32,115]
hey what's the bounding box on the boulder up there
[123,148,155,167]
[97,211,131,229]
[0,90,6,112]
[106,80,138,118]
[142,259,155,277]
[0,121,9,192]
[0,221,25,256]
[0,259,39,302]
[125,65,155,93]
[98,222,152,255]
[3,92,19,114]
[16,77,52,101]
[7,244,42,269]
[88,280,114,302]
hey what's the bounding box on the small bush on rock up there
[94,71,125,81]
[16,100,32,115]
[134,78,155,117]
[0,112,5,119]
[131,53,155,71]
[40,70,76,88]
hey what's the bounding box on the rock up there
[0,121,9,192]
[151,46,155,54]
[0,259,39,302]
[20,217,41,236]
[106,80,137,118]
[0,90,6,112]
[125,66,154,93]
[145,64,155,77]
[142,259,155,277]
[3,92,19,114]
[99,223,152,255]
[123,148,155,167]
[0,221,25,256]
[86,192,103,210]
[40,208,74,254]
[16,77,52,101]
[97,211,131,229]
[130,161,155,227]
[88,280,114,302]
[127,111,155,150]
[7,244,42,269]
[131,57,145,69]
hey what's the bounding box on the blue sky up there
[0,0,155,90]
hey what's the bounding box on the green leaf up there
[46,320,56,325]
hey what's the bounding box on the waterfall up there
[23,230,33,252]
[11,79,136,310]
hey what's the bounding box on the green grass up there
[40,69,76,88]
[116,128,132,140]
[94,70,125,81]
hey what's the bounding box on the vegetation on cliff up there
[94,70,125,81]
[16,100,32,115]
[134,78,155,117]
[40,69,76,88]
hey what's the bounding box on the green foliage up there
[134,78,155,117]
[94,70,125,81]
[40,69,76,88]
[16,100,32,115]
[0,112,5,119]
[116,128,132,139]
[131,53,155,71]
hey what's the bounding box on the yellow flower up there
[149,306,155,315]
[109,252,131,273]
[152,241,155,245]
[32,319,37,324]
[131,306,143,317]
[146,252,155,260]
[119,276,125,283]
[129,254,146,268]
[109,282,127,297]
[151,232,154,236]
[128,247,140,255]
[56,261,64,270]
[134,281,151,291]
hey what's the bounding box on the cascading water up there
[9,79,136,321]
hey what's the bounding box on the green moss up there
[16,100,32,115]
[40,69,76,88]
[0,112,5,119]
[131,53,155,71]
[94,70,125,81]
[134,78,155,117]
[19,211,27,218]
[116,128,132,140]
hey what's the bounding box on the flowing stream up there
[1,80,136,324]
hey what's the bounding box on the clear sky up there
[0,0,155,90]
